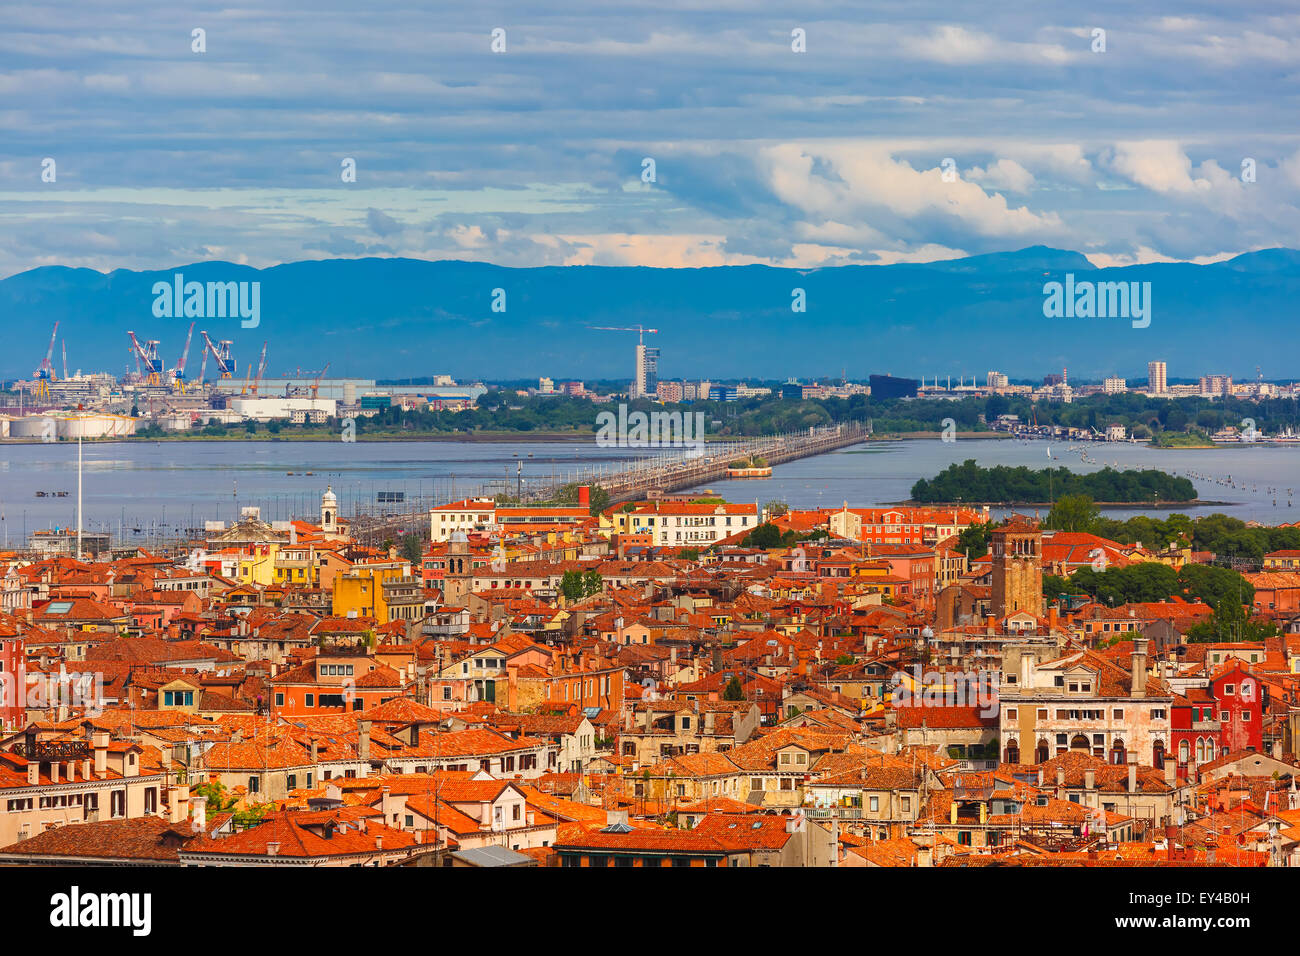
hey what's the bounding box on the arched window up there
[1035,739,1050,763]
[1152,739,1165,769]
[1004,738,1020,764]
[1110,739,1127,765]
[1178,740,1190,765]
[1070,734,1090,752]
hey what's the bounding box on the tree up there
[559,570,584,602]
[741,523,784,548]
[764,500,789,517]
[191,779,270,828]
[398,533,424,565]
[958,521,996,560]
[581,570,603,597]
[587,485,610,516]
[723,676,744,701]
[1044,494,1100,533]
[1185,596,1278,644]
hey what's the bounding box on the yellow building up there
[236,545,280,587]
[332,560,412,619]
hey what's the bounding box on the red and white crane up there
[126,331,163,385]
[200,330,237,379]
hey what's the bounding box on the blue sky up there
[1,1,1298,278]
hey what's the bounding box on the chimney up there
[82,757,91,779]
[266,842,281,856]
[190,794,208,833]
[1131,638,1149,698]
[1127,756,1138,794]
[1165,825,1178,861]
[26,762,38,786]
[93,731,108,774]
[310,739,319,763]
[1084,769,1095,791]
[169,784,189,823]
[375,836,383,850]
[1056,767,1065,790]
[1164,757,1176,787]
[66,760,76,782]
[49,761,59,784]
[357,719,371,763]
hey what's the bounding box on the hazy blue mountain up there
[2,247,1296,382]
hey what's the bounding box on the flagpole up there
[76,433,83,561]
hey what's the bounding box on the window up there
[275,693,285,707]
[305,694,315,707]
[248,776,260,794]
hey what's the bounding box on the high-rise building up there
[987,371,1009,389]
[1147,361,1167,395]
[1199,374,1232,397]
[1102,376,1127,394]
[633,344,660,399]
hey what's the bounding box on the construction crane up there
[311,362,330,400]
[200,331,237,379]
[587,325,659,346]
[127,331,163,386]
[170,321,196,392]
[33,321,58,398]
[242,341,268,395]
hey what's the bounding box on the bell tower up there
[991,519,1043,619]
[443,531,472,607]
[321,485,338,534]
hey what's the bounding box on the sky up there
[1,1,1298,279]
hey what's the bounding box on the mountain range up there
[2,246,1298,383]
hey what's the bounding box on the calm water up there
[690,438,1300,524]
[1,436,1298,547]
[0,440,651,546]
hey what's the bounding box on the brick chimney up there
[357,719,371,763]
[1130,638,1149,698]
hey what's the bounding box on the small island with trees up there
[910,459,1197,505]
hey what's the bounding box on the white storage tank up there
[57,414,137,439]
[10,415,57,439]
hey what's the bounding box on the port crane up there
[241,341,268,395]
[127,331,164,385]
[170,321,196,392]
[200,331,237,379]
[33,321,59,398]
[311,363,330,400]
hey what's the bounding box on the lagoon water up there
[691,438,1300,525]
[1,436,1297,546]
